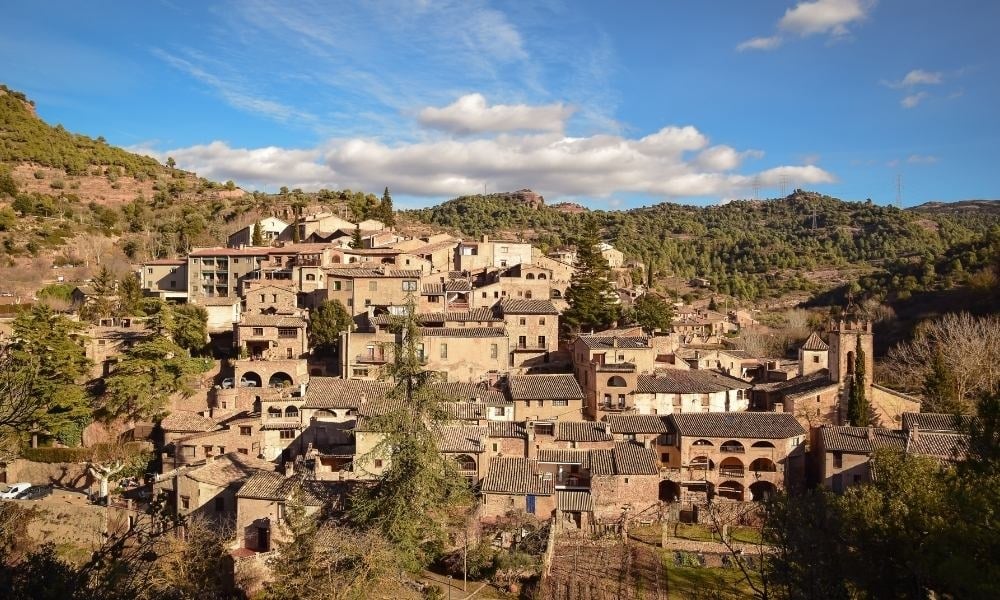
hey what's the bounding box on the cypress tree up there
[251,219,264,246]
[563,220,620,334]
[922,350,961,414]
[349,224,363,249]
[379,186,395,227]
[848,336,869,426]
[291,206,301,243]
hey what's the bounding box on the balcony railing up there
[600,404,631,412]
[720,446,746,454]
[356,353,388,364]
[596,362,636,373]
[719,468,745,478]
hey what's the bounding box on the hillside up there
[408,190,1000,305]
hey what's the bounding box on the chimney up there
[863,428,872,440]
[774,401,784,413]
[283,461,295,477]
[910,424,919,441]
[526,421,537,460]
[481,234,489,243]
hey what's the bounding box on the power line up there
[752,176,761,201]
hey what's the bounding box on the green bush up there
[20,446,93,463]
[33,170,45,179]
[49,179,65,190]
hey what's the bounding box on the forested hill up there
[407,191,1000,302]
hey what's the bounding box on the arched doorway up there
[269,372,293,388]
[749,481,777,502]
[240,371,262,387]
[717,481,744,501]
[659,480,681,502]
[749,458,777,473]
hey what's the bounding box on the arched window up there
[525,273,535,280]
[454,454,476,471]
[692,439,714,446]
[847,350,856,375]
[525,290,533,299]
[690,455,714,470]
[538,273,547,280]
[720,440,745,453]
[607,376,627,387]
[751,440,775,448]
[749,458,776,472]
[284,406,299,418]
[305,273,316,281]
[267,406,282,418]
[552,289,562,298]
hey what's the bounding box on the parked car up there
[221,377,234,389]
[16,485,52,500]
[0,482,31,499]
[239,378,257,387]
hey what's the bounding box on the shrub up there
[33,170,45,179]
[49,179,65,190]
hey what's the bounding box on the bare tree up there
[886,312,1000,414]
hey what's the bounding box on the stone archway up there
[659,480,681,502]
[749,481,777,502]
[269,372,293,388]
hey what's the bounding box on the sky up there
[2,0,998,209]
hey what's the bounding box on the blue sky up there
[2,0,997,208]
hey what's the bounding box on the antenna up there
[811,201,818,230]
[752,176,761,201]
[778,174,789,197]
[895,174,903,208]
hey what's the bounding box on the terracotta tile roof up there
[422,280,473,294]
[906,432,968,460]
[442,403,490,421]
[144,258,186,266]
[235,473,334,505]
[325,268,422,278]
[260,422,302,431]
[369,308,500,326]
[578,335,650,350]
[589,449,615,475]
[820,426,907,454]
[902,412,969,434]
[754,369,831,393]
[604,414,670,435]
[480,456,554,496]
[556,421,613,442]
[499,299,559,315]
[488,421,527,439]
[419,327,506,338]
[670,412,806,439]
[239,315,306,328]
[800,332,829,351]
[431,381,508,404]
[611,442,659,475]
[186,452,277,487]
[635,371,751,394]
[437,425,487,453]
[190,247,269,257]
[508,374,584,401]
[161,411,217,433]
[557,490,593,512]
[537,449,590,467]
[199,297,240,307]
[303,378,392,409]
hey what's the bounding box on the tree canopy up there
[563,220,620,334]
[308,300,352,357]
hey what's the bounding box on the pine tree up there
[251,218,264,246]
[291,206,301,243]
[563,220,620,334]
[349,298,471,571]
[848,336,869,426]
[349,224,363,249]
[922,350,961,414]
[378,186,395,227]
[308,300,352,357]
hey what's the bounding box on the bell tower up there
[827,318,873,386]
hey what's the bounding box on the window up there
[661,452,669,463]
[518,336,526,348]
[352,368,369,377]
[402,280,418,291]
[440,343,448,359]
[534,423,554,436]
[500,246,509,253]
[492,443,498,452]
[280,429,296,439]
[618,394,626,407]
[833,452,843,469]
[374,459,383,468]
[368,280,377,291]
[238,448,248,455]
[519,317,527,326]
[180,496,190,510]
[539,317,546,325]
[181,445,196,457]
[272,294,277,302]
[490,344,498,359]
[252,327,264,337]
[240,426,252,436]
[286,348,293,358]
[333,281,342,291]
[538,335,546,347]
[306,273,316,281]
[214,497,225,512]
[553,399,568,407]
[260,294,266,303]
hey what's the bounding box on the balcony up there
[555,474,590,488]
[596,362,636,373]
[720,445,746,454]
[600,404,631,413]
[356,353,388,364]
[513,343,547,352]
[719,468,745,478]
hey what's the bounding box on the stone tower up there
[828,318,874,424]
[798,331,830,377]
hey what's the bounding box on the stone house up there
[420,279,473,312]
[589,442,659,521]
[233,314,308,385]
[278,211,355,243]
[139,258,188,300]
[160,410,264,473]
[815,412,968,493]
[81,320,149,378]
[243,283,299,315]
[235,471,333,551]
[664,412,807,503]
[416,327,510,382]
[506,374,585,422]
[153,452,275,523]
[320,267,423,316]
[196,297,242,334]
[602,414,672,462]
[479,456,556,520]
[438,425,489,485]
[227,216,289,248]
[187,247,268,301]
[457,236,532,271]
[632,371,752,415]
[571,334,655,420]
[597,242,625,269]
[498,299,560,370]
[260,393,307,462]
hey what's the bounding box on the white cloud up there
[907,154,938,164]
[778,0,873,37]
[883,69,943,88]
[901,92,928,108]
[161,119,834,203]
[736,36,783,52]
[417,94,574,135]
[740,0,874,51]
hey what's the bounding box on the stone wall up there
[6,459,95,490]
